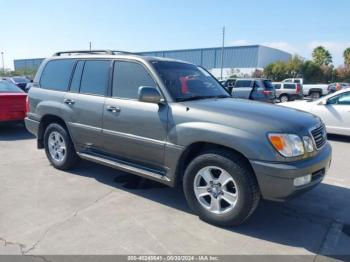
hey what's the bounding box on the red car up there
[0,80,28,123]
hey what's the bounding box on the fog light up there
[294,175,312,187]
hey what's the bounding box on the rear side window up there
[80,60,110,96]
[294,79,301,84]
[40,59,75,91]
[263,80,274,90]
[254,81,264,88]
[70,61,85,93]
[112,61,155,99]
[234,80,251,88]
[284,84,295,89]
[274,84,281,89]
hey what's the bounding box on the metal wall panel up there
[14,45,291,71]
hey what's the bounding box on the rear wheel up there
[279,94,289,103]
[44,123,79,170]
[183,150,260,226]
[310,91,321,99]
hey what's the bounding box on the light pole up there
[220,27,225,80]
[89,42,92,51]
[1,52,4,75]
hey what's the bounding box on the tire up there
[279,94,289,103]
[44,123,79,170]
[183,149,260,226]
[310,91,321,99]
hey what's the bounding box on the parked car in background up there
[220,78,236,93]
[0,80,27,124]
[282,78,329,99]
[327,82,350,94]
[280,89,350,136]
[231,78,276,103]
[6,76,30,92]
[273,82,303,102]
[25,50,331,226]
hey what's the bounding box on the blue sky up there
[1,0,349,69]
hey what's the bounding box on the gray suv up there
[25,50,332,226]
[231,78,276,103]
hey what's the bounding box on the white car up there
[280,89,350,136]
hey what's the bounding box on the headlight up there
[303,136,315,153]
[268,133,304,157]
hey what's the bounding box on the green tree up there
[301,61,323,83]
[343,47,350,67]
[286,55,304,77]
[312,46,333,66]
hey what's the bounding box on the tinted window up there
[274,84,281,89]
[40,59,75,91]
[329,92,350,105]
[234,80,251,88]
[294,79,301,84]
[263,80,274,90]
[0,81,24,93]
[284,84,295,89]
[113,61,155,99]
[80,60,110,96]
[70,61,84,93]
[254,81,264,88]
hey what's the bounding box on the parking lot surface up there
[0,124,349,259]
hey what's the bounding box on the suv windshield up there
[151,61,229,101]
[0,81,24,93]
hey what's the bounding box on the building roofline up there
[137,45,264,54]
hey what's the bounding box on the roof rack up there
[52,50,137,56]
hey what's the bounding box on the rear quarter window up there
[40,59,75,91]
[284,84,296,89]
[234,80,251,88]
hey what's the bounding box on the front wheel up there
[183,150,260,226]
[44,123,79,170]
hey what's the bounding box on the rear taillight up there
[25,96,29,115]
[261,90,273,96]
[296,84,301,93]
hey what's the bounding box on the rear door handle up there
[106,105,121,113]
[64,99,75,105]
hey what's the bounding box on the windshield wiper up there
[177,95,230,102]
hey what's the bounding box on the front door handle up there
[106,105,121,113]
[64,99,75,105]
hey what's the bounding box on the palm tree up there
[312,46,333,66]
[344,47,350,67]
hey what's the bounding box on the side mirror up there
[318,99,327,105]
[138,86,163,104]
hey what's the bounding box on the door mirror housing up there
[138,86,163,104]
[318,99,327,105]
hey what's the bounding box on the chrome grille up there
[311,124,327,150]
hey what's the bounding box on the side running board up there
[77,152,170,183]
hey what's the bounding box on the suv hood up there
[177,98,321,134]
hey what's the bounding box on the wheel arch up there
[37,114,70,149]
[174,142,256,186]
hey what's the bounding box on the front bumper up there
[250,143,332,201]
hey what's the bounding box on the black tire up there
[310,91,321,99]
[183,149,260,227]
[279,94,289,103]
[44,123,79,170]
